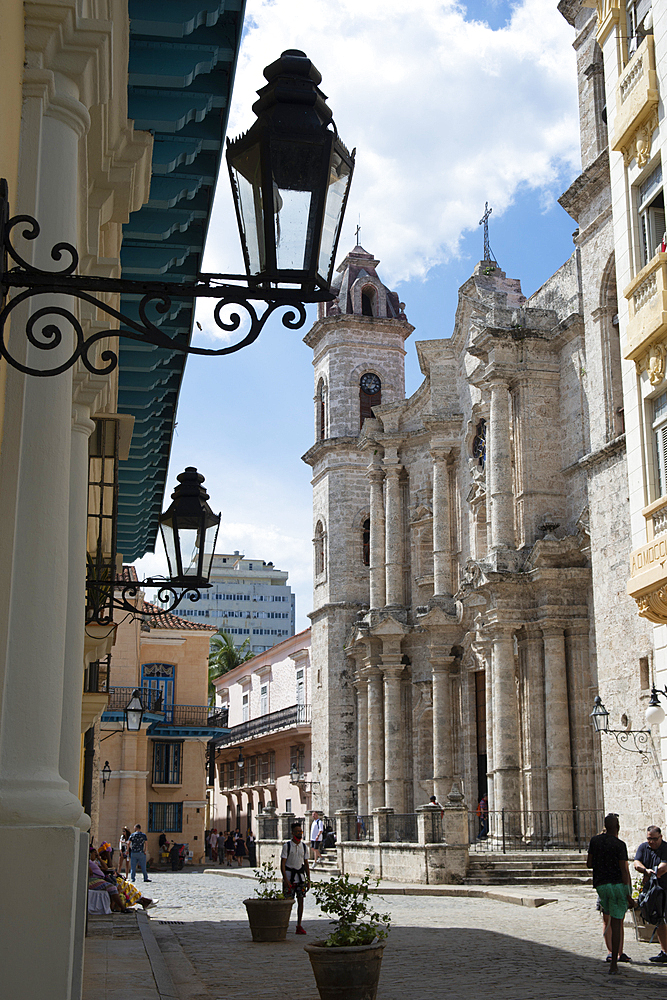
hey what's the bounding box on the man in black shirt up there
[587,813,634,974]
[634,825,667,963]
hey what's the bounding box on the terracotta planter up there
[243,897,294,941]
[304,940,386,1000]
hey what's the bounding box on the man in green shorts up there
[587,813,634,975]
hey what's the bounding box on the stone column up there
[354,671,369,815]
[542,625,573,817]
[366,667,385,810]
[368,460,386,609]
[565,624,597,813]
[518,628,547,815]
[0,72,92,1000]
[384,464,403,606]
[431,647,455,806]
[335,808,358,843]
[490,627,521,811]
[381,652,405,811]
[416,803,442,844]
[487,378,515,550]
[431,449,452,597]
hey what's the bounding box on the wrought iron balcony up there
[105,687,228,728]
[215,704,311,746]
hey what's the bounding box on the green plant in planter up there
[312,870,391,947]
[252,860,285,900]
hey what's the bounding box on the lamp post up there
[0,51,355,379]
[125,690,144,732]
[646,685,667,726]
[590,695,651,762]
[101,760,111,796]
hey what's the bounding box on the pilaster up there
[487,377,515,551]
[384,462,404,606]
[541,624,574,816]
[367,458,386,609]
[489,625,521,811]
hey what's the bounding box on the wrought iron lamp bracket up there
[0,179,332,379]
[87,579,209,624]
[601,728,652,764]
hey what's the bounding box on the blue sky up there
[136,0,582,631]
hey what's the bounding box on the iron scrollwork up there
[0,179,329,378]
[86,578,208,624]
[608,728,652,764]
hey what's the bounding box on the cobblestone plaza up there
[85,870,667,999]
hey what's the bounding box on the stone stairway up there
[465,851,592,886]
[309,852,341,879]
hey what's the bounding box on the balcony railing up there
[105,687,228,728]
[216,704,311,746]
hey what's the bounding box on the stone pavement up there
[83,868,667,999]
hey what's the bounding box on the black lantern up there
[238,749,245,771]
[101,760,111,796]
[125,690,144,732]
[159,468,221,587]
[590,695,610,733]
[227,49,355,295]
[647,686,666,727]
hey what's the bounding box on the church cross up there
[478,202,496,264]
[355,223,361,244]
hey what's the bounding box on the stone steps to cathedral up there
[465,852,591,886]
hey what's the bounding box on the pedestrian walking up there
[310,811,324,862]
[119,827,131,877]
[587,813,634,974]
[281,822,310,934]
[234,831,247,867]
[224,831,235,866]
[634,824,667,963]
[246,829,257,868]
[208,828,218,864]
[477,792,488,839]
[129,823,152,884]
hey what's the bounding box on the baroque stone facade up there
[302,0,665,837]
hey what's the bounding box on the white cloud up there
[201,0,580,296]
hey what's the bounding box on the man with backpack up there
[280,822,310,934]
[634,825,667,963]
[587,813,634,975]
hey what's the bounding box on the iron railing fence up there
[84,654,110,694]
[469,808,604,853]
[391,813,418,843]
[215,704,311,745]
[355,815,373,841]
[107,687,226,727]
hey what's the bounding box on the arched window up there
[359,372,381,428]
[361,288,375,316]
[314,520,325,577]
[362,518,370,566]
[316,378,327,441]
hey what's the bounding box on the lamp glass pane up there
[270,138,322,273]
[318,150,352,281]
[178,525,201,578]
[230,144,265,274]
[126,708,142,731]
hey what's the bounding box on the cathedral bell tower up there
[302,245,413,813]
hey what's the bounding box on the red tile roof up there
[142,601,217,632]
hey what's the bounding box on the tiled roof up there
[118,564,140,583]
[142,600,218,632]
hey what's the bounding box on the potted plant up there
[305,870,391,1000]
[243,861,294,942]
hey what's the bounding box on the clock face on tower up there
[360,373,381,395]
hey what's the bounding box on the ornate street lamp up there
[101,760,111,796]
[125,690,144,732]
[0,51,355,379]
[590,694,651,762]
[590,695,610,733]
[238,749,245,772]
[159,467,221,587]
[646,685,667,726]
[227,49,355,295]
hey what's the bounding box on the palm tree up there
[208,629,254,704]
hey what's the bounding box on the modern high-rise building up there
[177,552,296,654]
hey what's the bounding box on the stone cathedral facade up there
[301,0,667,836]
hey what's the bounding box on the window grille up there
[153,742,183,784]
[148,801,182,832]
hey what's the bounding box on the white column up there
[381,656,405,810]
[431,650,455,805]
[60,404,96,792]
[368,461,386,609]
[487,378,515,550]
[384,465,403,606]
[542,625,573,815]
[431,449,452,597]
[0,76,91,1000]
